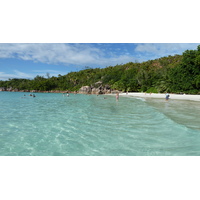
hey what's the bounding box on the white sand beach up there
[119,92,200,101]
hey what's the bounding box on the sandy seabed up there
[118,92,200,102]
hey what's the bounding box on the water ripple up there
[1,92,200,155]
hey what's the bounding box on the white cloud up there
[0,70,33,80]
[1,43,199,73]
[13,70,33,79]
[0,68,69,80]
[0,43,101,65]
[0,72,16,80]
[134,43,200,60]
[0,43,136,67]
[0,70,56,80]
[99,55,135,66]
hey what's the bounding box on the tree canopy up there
[1,46,200,94]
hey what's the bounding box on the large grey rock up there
[79,84,112,94]
[0,87,6,91]
[79,86,92,94]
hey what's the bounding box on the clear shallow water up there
[0,92,200,156]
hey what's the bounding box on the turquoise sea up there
[0,91,200,156]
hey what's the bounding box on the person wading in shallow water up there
[116,92,119,101]
[165,93,170,101]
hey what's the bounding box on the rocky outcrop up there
[79,86,92,94]
[1,82,115,95]
[0,87,6,91]
[91,88,102,94]
[7,87,13,91]
[79,82,112,94]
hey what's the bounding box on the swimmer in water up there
[116,92,119,101]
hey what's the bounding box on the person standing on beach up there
[116,92,119,101]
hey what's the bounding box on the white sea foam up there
[136,97,146,101]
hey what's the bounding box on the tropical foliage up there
[0,46,200,94]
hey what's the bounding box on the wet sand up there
[119,92,200,102]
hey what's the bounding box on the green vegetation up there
[1,46,200,94]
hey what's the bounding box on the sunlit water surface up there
[0,92,200,156]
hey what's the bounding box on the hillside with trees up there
[0,46,200,94]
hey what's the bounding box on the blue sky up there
[0,43,199,80]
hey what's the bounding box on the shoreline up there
[1,90,200,102]
[118,92,200,102]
